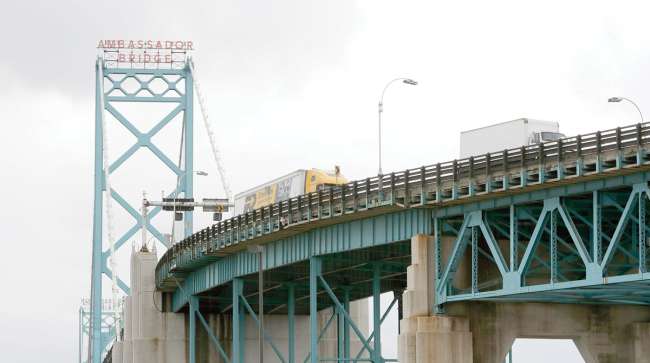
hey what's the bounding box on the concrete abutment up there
[398,234,650,363]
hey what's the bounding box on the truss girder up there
[158,122,650,293]
[436,179,650,310]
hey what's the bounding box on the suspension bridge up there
[83,47,650,363]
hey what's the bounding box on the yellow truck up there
[233,168,347,215]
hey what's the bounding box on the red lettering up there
[96,39,195,53]
[165,55,172,63]
[118,53,126,62]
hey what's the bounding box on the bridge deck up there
[156,122,650,313]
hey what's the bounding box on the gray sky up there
[2,0,649,362]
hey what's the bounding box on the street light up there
[608,97,644,122]
[377,78,418,198]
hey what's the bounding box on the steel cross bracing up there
[178,253,403,363]
[435,177,650,309]
[152,121,650,363]
[79,306,121,363]
[89,58,195,363]
[156,122,650,289]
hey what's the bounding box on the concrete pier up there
[113,247,368,363]
[111,247,186,363]
[398,234,650,363]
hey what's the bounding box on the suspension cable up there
[187,57,233,203]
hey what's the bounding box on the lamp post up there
[377,78,418,199]
[608,97,644,122]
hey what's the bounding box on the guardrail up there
[156,122,650,290]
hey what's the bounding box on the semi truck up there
[233,168,347,215]
[460,118,564,158]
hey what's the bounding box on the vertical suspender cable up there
[98,57,121,342]
[187,57,233,203]
[171,122,185,243]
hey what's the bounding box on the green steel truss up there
[89,59,194,363]
[154,122,650,363]
[435,171,650,310]
[157,122,650,290]
[181,248,408,363]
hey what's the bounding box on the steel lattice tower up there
[88,57,194,363]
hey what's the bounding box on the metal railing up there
[156,122,650,288]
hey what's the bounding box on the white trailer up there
[234,170,306,216]
[459,118,563,158]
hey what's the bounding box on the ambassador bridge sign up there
[98,39,194,68]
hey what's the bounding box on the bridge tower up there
[88,52,194,363]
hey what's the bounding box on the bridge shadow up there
[191,241,411,316]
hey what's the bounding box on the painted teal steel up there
[309,258,320,363]
[435,171,650,310]
[157,122,650,296]
[172,169,650,361]
[91,60,105,362]
[372,264,382,363]
[287,284,296,363]
[171,209,431,311]
[89,59,194,363]
[232,278,244,363]
[189,296,197,363]
[151,122,650,361]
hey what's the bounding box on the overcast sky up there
[2,1,650,362]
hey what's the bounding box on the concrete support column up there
[402,234,435,318]
[121,296,133,363]
[633,322,650,363]
[442,301,650,363]
[112,248,186,363]
[398,234,473,363]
